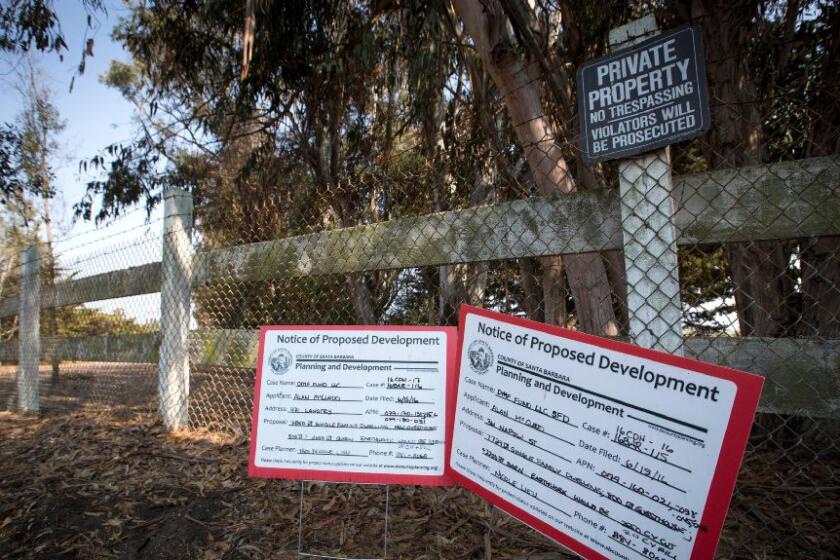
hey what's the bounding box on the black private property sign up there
[577,25,710,163]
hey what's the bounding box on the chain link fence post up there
[18,244,40,413]
[159,188,193,430]
[610,15,684,355]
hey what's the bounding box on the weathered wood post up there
[18,244,40,412]
[611,15,684,355]
[159,187,193,430]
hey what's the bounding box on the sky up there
[0,0,163,322]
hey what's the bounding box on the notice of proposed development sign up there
[249,325,456,485]
[577,25,710,162]
[450,306,763,560]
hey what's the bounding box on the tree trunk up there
[465,162,496,309]
[456,33,544,321]
[603,249,628,331]
[347,274,377,324]
[517,258,543,321]
[422,51,494,324]
[39,146,59,382]
[499,0,627,331]
[438,172,495,322]
[27,59,60,380]
[42,193,59,383]
[452,0,618,335]
[799,237,840,336]
[312,99,380,326]
[468,261,489,306]
[799,2,840,336]
[540,256,566,327]
[439,263,465,324]
[692,0,793,336]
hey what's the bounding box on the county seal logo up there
[467,340,494,374]
[268,348,293,375]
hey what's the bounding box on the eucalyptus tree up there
[796,0,840,335]
[16,60,65,378]
[450,0,623,335]
[666,0,839,336]
[90,1,453,324]
[82,0,840,337]
[82,1,657,333]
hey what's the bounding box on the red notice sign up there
[249,325,457,486]
[449,305,763,560]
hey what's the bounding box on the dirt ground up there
[0,405,573,560]
[0,366,838,559]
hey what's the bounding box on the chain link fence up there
[0,209,163,416]
[1,6,839,559]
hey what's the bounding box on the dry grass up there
[0,405,571,560]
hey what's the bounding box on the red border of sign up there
[448,305,764,560]
[249,325,457,486]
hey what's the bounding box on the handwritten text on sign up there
[450,306,762,560]
[249,326,455,485]
[577,25,710,162]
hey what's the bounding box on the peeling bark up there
[452,0,618,334]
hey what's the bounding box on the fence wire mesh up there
[0,213,163,415]
[1,3,839,558]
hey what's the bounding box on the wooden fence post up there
[18,244,40,412]
[159,188,193,430]
[611,15,684,355]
